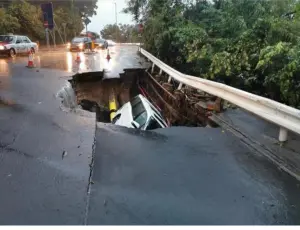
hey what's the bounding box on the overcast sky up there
[88,0,135,34]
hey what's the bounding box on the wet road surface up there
[0,45,149,77]
[0,63,95,224]
[0,46,300,224]
[87,124,300,225]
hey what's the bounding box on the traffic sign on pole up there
[41,2,54,30]
[43,20,49,28]
[138,24,144,33]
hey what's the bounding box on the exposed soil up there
[69,68,219,127]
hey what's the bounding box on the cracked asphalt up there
[0,45,300,225]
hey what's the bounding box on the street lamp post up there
[114,2,117,25]
[114,2,118,42]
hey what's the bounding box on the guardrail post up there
[168,76,172,83]
[159,69,163,75]
[178,83,183,90]
[279,127,288,142]
[151,63,155,73]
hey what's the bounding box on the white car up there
[112,94,168,130]
[0,34,38,57]
[106,40,116,46]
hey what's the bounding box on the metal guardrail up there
[139,47,300,142]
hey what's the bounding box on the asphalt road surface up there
[14,45,149,76]
[0,45,300,225]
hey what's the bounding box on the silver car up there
[67,37,92,52]
[0,34,38,57]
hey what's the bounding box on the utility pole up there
[45,28,50,50]
[71,0,76,37]
[114,2,117,25]
[62,23,67,43]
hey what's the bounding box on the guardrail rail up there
[139,47,300,142]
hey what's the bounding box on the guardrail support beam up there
[151,63,155,73]
[279,127,288,142]
[178,83,183,90]
[159,69,163,75]
[168,76,172,83]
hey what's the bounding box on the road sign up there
[43,20,48,28]
[41,2,54,30]
[84,17,91,26]
[138,24,144,33]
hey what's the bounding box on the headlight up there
[0,45,4,50]
[78,43,84,49]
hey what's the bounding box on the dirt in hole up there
[69,69,218,128]
[138,70,220,128]
[69,69,143,122]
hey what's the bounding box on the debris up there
[77,145,80,148]
[214,98,222,113]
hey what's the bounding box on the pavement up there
[0,61,95,224]
[0,45,300,225]
[86,123,300,225]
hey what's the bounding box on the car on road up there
[94,38,108,49]
[112,94,168,130]
[0,34,38,57]
[67,36,92,52]
[106,40,116,47]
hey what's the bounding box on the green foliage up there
[125,0,300,108]
[101,24,140,43]
[7,1,44,40]
[0,0,96,43]
[0,8,20,34]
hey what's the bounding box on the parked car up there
[94,38,108,49]
[0,34,38,57]
[112,94,168,130]
[67,36,92,52]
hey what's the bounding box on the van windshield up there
[0,36,14,43]
[134,111,147,128]
[72,37,84,43]
[131,97,148,128]
[146,117,162,130]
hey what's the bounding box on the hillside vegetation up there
[0,0,97,44]
[125,0,300,108]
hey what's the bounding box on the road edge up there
[209,113,300,182]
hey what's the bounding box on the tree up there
[101,24,140,43]
[0,0,88,43]
[0,8,20,34]
[7,1,44,40]
[124,0,300,108]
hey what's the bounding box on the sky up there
[88,0,135,34]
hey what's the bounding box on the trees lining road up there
[125,0,300,109]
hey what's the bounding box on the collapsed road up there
[0,45,300,225]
